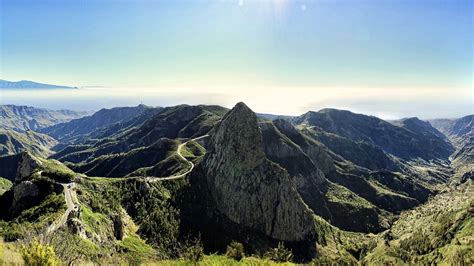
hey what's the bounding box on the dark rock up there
[16,152,42,183]
[201,102,316,242]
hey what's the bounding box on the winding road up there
[46,182,75,234]
[145,134,209,182]
[46,135,208,234]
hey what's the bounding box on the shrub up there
[226,241,245,261]
[20,239,59,266]
[183,237,204,262]
[264,242,293,262]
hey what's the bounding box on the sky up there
[0,0,472,119]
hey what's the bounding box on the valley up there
[0,102,472,265]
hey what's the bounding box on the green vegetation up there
[226,241,245,261]
[0,129,57,157]
[363,182,474,264]
[183,236,204,262]
[50,228,103,264]
[20,239,60,266]
[0,193,65,241]
[0,177,12,195]
[180,140,206,162]
[157,254,296,265]
[263,242,294,263]
[117,235,156,264]
[0,237,23,265]
[40,158,77,182]
[326,182,373,209]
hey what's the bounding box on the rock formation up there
[11,180,40,213]
[16,151,42,183]
[201,102,316,242]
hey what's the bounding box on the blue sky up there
[0,0,472,118]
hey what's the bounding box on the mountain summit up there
[195,102,316,250]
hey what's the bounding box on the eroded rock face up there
[11,180,40,212]
[259,121,332,220]
[111,214,124,240]
[202,102,315,242]
[67,207,88,239]
[273,119,335,175]
[15,152,42,183]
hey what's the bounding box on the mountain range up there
[0,79,77,89]
[0,102,472,264]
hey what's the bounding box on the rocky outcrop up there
[201,102,316,242]
[11,180,40,214]
[111,214,124,240]
[15,152,42,183]
[67,208,87,239]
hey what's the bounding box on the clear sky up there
[0,0,472,118]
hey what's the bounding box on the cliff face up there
[259,120,332,219]
[16,151,42,183]
[201,102,315,242]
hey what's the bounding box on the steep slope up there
[259,119,386,232]
[0,105,89,131]
[429,118,455,133]
[53,105,227,177]
[40,104,157,142]
[0,130,58,157]
[439,115,473,166]
[203,102,315,241]
[181,102,317,259]
[363,180,473,264]
[393,117,449,142]
[69,138,182,177]
[430,115,473,167]
[293,109,454,161]
[301,126,399,171]
[0,154,21,182]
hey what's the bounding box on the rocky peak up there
[202,102,316,242]
[15,151,42,183]
[205,102,265,173]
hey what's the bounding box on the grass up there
[0,177,12,196]
[39,158,77,182]
[117,235,156,264]
[155,254,297,265]
[80,205,113,237]
[180,140,206,162]
[0,237,23,265]
[326,182,374,209]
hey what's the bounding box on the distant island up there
[0,79,77,89]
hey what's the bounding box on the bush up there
[226,241,245,261]
[20,239,59,266]
[183,237,204,262]
[264,242,293,262]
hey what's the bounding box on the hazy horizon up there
[0,86,471,120]
[1,0,472,119]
